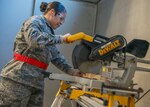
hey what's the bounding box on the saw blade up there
[72,41,101,73]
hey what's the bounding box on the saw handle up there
[66,32,93,42]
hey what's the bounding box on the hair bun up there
[40,2,48,12]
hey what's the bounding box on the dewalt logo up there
[98,40,121,56]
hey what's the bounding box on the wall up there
[0,0,34,69]
[0,0,96,106]
[0,0,97,106]
[34,0,97,106]
[96,0,150,106]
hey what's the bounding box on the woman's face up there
[46,9,66,29]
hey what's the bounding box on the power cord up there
[135,88,150,103]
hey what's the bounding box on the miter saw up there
[70,32,150,88]
[49,32,150,107]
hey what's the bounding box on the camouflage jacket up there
[0,15,73,90]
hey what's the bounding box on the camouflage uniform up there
[0,15,73,107]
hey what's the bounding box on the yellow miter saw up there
[69,32,149,87]
[50,32,150,107]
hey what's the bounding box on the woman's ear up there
[49,9,55,16]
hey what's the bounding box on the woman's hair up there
[40,1,66,15]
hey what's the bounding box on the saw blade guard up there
[72,34,126,73]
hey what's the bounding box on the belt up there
[14,53,48,70]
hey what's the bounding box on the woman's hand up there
[61,33,74,43]
[68,69,84,77]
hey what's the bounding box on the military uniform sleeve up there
[50,46,73,74]
[23,20,62,48]
[51,55,73,74]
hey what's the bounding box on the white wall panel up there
[0,0,34,69]
[96,0,150,106]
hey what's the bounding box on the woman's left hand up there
[68,69,84,77]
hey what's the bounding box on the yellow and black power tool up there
[66,32,149,73]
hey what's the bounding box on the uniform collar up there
[41,15,55,34]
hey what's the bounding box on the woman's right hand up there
[61,33,74,43]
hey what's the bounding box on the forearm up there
[51,55,73,74]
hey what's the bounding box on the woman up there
[0,1,82,107]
